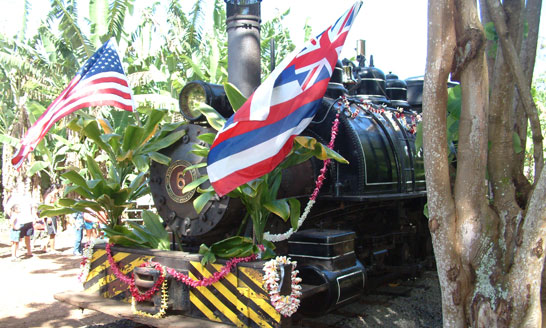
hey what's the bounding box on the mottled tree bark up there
[512,0,541,205]
[423,0,463,326]
[425,0,545,326]
[486,0,544,178]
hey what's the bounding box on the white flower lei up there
[263,256,303,317]
[263,200,315,242]
[79,240,96,283]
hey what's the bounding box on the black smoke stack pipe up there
[224,0,261,98]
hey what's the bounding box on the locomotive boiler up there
[148,0,430,316]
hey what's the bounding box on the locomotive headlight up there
[179,80,233,122]
[179,81,207,122]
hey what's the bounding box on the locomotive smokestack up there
[225,0,261,98]
[356,39,366,67]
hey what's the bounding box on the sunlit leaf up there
[193,191,214,214]
[224,82,247,111]
[182,175,209,193]
[264,199,290,221]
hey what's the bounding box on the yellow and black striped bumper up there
[83,245,282,328]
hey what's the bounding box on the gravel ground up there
[297,271,443,328]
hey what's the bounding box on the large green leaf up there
[87,179,107,197]
[447,85,462,119]
[111,188,132,206]
[127,222,161,247]
[181,54,206,80]
[0,134,20,146]
[208,236,254,259]
[224,82,247,111]
[190,144,209,157]
[268,171,282,200]
[62,186,93,199]
[141,109,167,143]
[140,129,186,154]
[132,154,149,172]
[149,151,171,165]
[197,103,226,131]
[142,210,169,241]
[197,133,216,145]
[288,198,301,231]
[86,155,104,180]
[209,35,219,80]
[182,175,209,193]
[264,199,290,221]
[29,161,49,176]
[62,170,90,190]
[183,162,207,173]
[193,191,214,214]
[82,120,115,159]
[122,125,145,153]
[107,235,148,248]
[89,0,109,46]
[293,136,348,163]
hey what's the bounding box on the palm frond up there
[88,0,109,47]
[128,69,167,88]
[108,0,135,43]
[18,0,32,41]
[0,51,39,77]
[188,0,206,47]
[168,0,185,20]
[51,0,95,57]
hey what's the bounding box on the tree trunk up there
[486,0,544,179]
[512,0,541,205]
[425,0,546,326]
[423,0,463,326]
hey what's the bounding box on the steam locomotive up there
[148,59,430,315]
[147,1,431,317]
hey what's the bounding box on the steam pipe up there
[225,0,262,98]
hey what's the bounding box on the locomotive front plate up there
[165,159,197,203]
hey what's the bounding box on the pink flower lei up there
[105,243,260,292]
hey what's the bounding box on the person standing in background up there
[72,211,84,256]
[42,185,61,254]
[83,211,98,244]
[7,198,35,261]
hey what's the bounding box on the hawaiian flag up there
[11,38,134,169]
[207,1,362,196]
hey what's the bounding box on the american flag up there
[207,1,362,196]
[11,38,134,168]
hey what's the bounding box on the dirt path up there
[0,223,120,328]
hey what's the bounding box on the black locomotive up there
[148,1,431,316]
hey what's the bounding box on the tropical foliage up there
[38,108,185,226]
[0,0,296,219]
[102,210,170,250]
